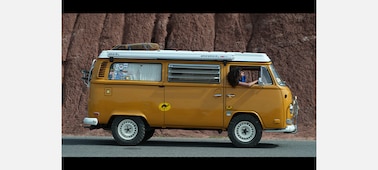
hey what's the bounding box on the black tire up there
[141,128,155,143]
[228,114,262,148]
[111,116,146,146]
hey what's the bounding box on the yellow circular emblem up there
[158,102,171,111]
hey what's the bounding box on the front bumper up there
[264,124,297,133]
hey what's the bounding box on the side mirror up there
[81,70,90,87]
[81,70,89,80]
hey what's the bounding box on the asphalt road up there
[62,136,316,169]
[62,136,316,157]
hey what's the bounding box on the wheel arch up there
[228,111,264,129]
[107,113,151,129]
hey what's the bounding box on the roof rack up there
[98,49,271,62]
[111,43,160,50]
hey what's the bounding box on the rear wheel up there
[111,116,145,146]
[228,114,262,148]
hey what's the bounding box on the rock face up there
[62,13,316,139]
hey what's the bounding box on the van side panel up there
[164,84,224,128]
[87,59,165,126]
[225,85,285,129]
[88,83,165,126]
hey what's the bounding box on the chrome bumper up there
[264,125,297,133]
[83,117,98,126]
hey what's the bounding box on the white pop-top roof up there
[98,50,271,62]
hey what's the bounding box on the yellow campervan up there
[81,43,299,148]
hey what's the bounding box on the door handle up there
[227,94,235,98]
[214,94,222,97]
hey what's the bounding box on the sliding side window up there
[168,63,220,84]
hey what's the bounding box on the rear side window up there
[168,63,221,84]
[108,62,162,81]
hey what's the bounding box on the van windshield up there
[270,64,286,86]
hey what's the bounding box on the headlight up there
[290,104,294,114]
[286,119,293,125]
[291,96,299,116]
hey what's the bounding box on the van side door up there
[163,62,224,128]
[224,65,285,129]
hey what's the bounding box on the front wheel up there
[141,128,155,143]
[228,114,262,148]
[111,116,146,146]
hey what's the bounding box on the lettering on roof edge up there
[108,52,119,57]
[200,55,227,58]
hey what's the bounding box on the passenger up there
[240,70,246,82]
[227,67,258,87]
